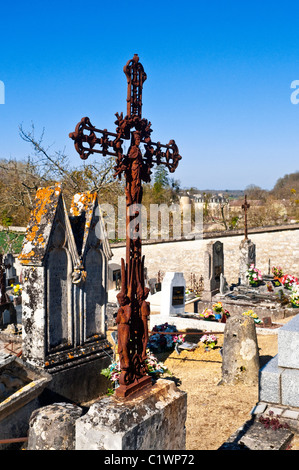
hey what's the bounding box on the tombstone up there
[220,315,260,385]
[239,238,256,285]
[202,241,224,301]
[19,184,113,403]
[107,263,121,290]
[219,273,229,295]
[0,255,17,328]
[4,253,17,286]
[148,278,157,294]
[160,272,186,317]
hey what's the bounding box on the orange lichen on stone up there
[70,191,97,217]
[19,184,62,263]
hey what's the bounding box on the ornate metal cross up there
[241,194,250,240]
[69,54,181,397]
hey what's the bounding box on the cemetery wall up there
[10,224,299,288]
[110,226,299,287]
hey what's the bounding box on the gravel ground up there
[151,316,299,450]
[1,316,299,450]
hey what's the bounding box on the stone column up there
[220,315,260,385]
[202,241,224,300]
[27,403,83,450]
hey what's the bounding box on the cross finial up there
[123,54,147,118]
[241,194,250,240]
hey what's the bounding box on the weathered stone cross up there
[69,54,182,397]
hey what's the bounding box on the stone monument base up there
[201,289,218,301]
[76,379,187,450]
[259,314,299,408]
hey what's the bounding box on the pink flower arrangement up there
[200,333,218,349]
[247,264,262,285]
[200,308,215,320]
[281,274,298,290]
[172,334,185,344]
[272,266,284,278]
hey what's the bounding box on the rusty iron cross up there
[241,194,250,240]
[69,54,181,398]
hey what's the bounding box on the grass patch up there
[0,231,24,253]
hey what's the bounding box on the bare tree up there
[0,124,124,226]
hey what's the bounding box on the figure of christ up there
[126,131,144,206]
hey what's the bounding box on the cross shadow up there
[259,354,275,368]
[217,417,255,450]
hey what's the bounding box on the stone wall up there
[110,227,299,287]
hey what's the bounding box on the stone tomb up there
[259,314,299,409]
[19,185,113,403]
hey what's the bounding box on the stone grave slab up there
[0,356,51,422]
[238,421,293,450]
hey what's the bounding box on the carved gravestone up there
[70,191,112,343]
[202,241,224,300]
[19,185,113,403]
[239,238,256,285]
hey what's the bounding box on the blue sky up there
[1,0,299,190]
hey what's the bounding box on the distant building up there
[180,191,229,213]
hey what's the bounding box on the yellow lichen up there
[19,184,62,263]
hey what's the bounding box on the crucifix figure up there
[241,194,250,240]
[69,54,181,397]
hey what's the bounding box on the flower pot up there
[250,281,259,287]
